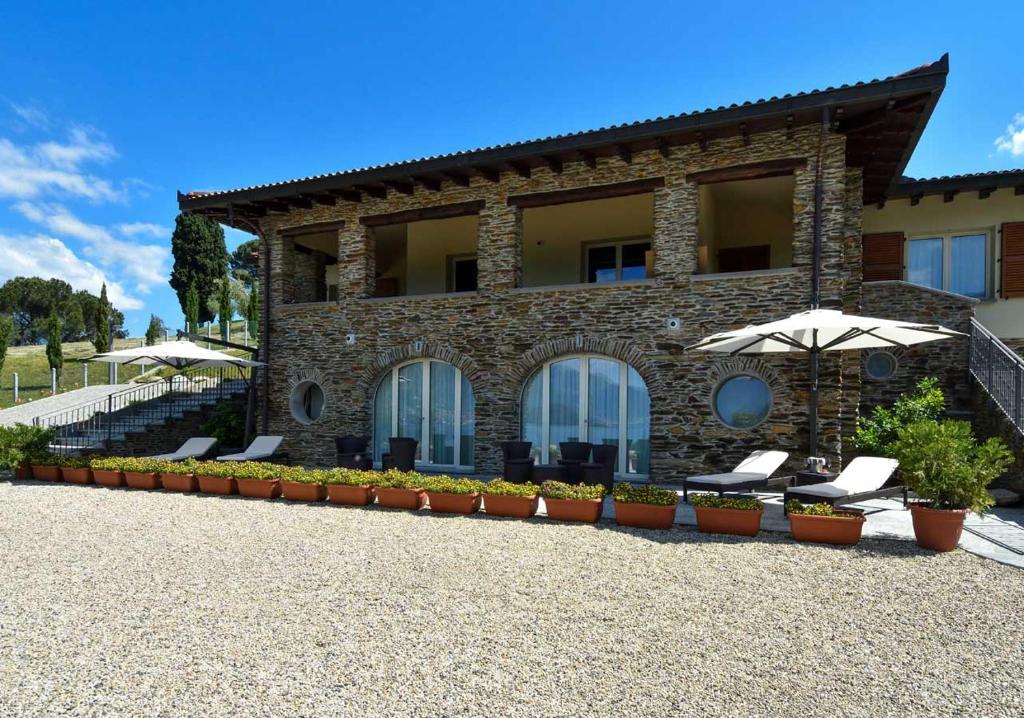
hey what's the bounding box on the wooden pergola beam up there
[507,177,665,209]
[359,199,486,227]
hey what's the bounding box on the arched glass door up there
[374,359,474,470]
[521,355,650,476]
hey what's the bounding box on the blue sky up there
[0,1,1021,335]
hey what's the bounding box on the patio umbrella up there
[687,308,961,456]
[90,340,263,371]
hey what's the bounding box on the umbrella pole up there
[809,350,819,458]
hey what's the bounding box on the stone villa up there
[178,54,1024,481]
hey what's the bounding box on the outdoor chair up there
[382,437,417,472]
[146,437,218,462]
[557,441,592,483]
[216,436,286,462]
[783,456,905,514]
[501,441,535,484]
[683,450,790,502]
[335,436,373,470]
[582,444,617,493]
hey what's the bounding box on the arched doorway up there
[521,354,650,477]
[373,359,475,470]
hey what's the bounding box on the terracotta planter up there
[327,484,375,506]
[197,475,237,495]
[15,465,32,480]
[92,469,125,487]
[615,501,677,530]
[237,478,282,499]
[483,493,539,518]
[789,512,865,546]
[910,503,968,552]
[427,491,481,515]
[280,481,326,502]
[61,467,93,484]
[375,486,426,510]
[160,472,197,492]
[31,464,61,481]
[544,497,604,523]
[694,506,763,537]
[124,471,162,490]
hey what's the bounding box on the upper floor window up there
[585,239,652,283]
[907,231,989,299]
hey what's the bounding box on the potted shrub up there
[613,483,679,530]
[540,481,606,523]
[90,457,126,487]
[423,475,486,515]
[122,457,164,490]
[690,495,764,537]
[786,501,866,545]
[373,469,427,510]
[891,419,1012,552]
[193,460,239,495]
[280,467,327,502]
[0,424,55,480]
[325,468,376,506]
[234,462,282,499]
[160,458,199,493]
[29,452,62,481]
[57,455,94,484]
[482,479,540,518]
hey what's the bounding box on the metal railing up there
[33,366,250,454]
[969,318,1024,434]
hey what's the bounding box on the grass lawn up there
[0,479,1020,717]
[0,320,257,409]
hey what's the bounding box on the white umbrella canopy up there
[687,309,962,355]
[90,340,263,370]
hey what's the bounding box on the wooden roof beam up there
[357,185,387,200]
[616,144,633,165]
[656,138,672,159]
[910,193,923,206]
[384,180,415,196]
[414,176,442,192]
[979,187,996,200]
[943,189,959,203]
[258,200,291,213]
[474,167,501,183]
[578,150,597,169]
[445,171,471,188]
[326,189,362,203]
[697,131,708,152]
[541,155,563,174]
[301,193,336,206]
[286,196,313,209]
[508,162,531,179]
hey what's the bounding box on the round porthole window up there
[864,351,897,381]
[713,375,773,429]
[290,381,325,424]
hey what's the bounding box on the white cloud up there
[0,127,122,202]
[994,113,1024,157]
[116,221,168,238]
[7,101,50,130]
[0,231,142,309]
[12,201,169,295]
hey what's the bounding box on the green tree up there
[185,283,200,334]
[45,310,63,381]
[229,238,260,287]
[169,213,228,325]
[0,315,13,377]
[145,314,165,346]
[0,276,73,344]
[217,276,232,339]
[61,299,85,341]
[93,283,111,353]
[246,279,260,339]
[855,377,946,456]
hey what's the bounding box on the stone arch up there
[702,356,794,431]
[511,335,662,394]
[360,339,484,396]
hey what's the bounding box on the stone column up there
[336,223,374,298]
[653,179,696,278]
[476,203,520,291]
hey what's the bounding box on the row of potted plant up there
[689,495,868,545]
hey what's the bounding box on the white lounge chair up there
[684,450,790,501]
[784,456,905,513]
[147,437,218,461]
[216,436,285,462]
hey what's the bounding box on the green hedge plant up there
[0,424,56,470]
[90,457,126,473]
[855,377,945,456]
[613,482,678,506]
[689,494,764,511]
[421,475,486,495]
[192,460,243,478]
[285,468,332,485]
[540,480,605,501]
[483,479,540,497]
[372,469,425,490]
[54,454,95,469]
[323,469,376,486]
[890,419,1012,513]
[785,500,862,518]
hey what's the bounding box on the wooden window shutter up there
[862,232,904,282]
[1001,222,1024,298]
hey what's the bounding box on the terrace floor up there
[1,477,1022,717]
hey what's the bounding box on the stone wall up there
[255,127,862,480]
[860,281,976,412]
[970,390,1024,494]
[105,400,229,457]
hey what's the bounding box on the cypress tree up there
[144,315,162,346]
[185,283,200,335]
[218,276,232,339]
[169,213,228,325]
[93,283,111,353]
[0,315,12,376]
[247,280,260,339]
[45,310,63,381]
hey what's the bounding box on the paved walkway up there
[0,385,130,426]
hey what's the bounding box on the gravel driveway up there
[1,479,1022,718]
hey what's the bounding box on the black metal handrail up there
[33,366,250,454]
[969,318,1024,433]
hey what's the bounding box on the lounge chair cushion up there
[687,472,768,487]
[148,437,218,461]
[216,436,283,461]
[788,482,854,499]
[733,450,789,476]
[790,457,900,499]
